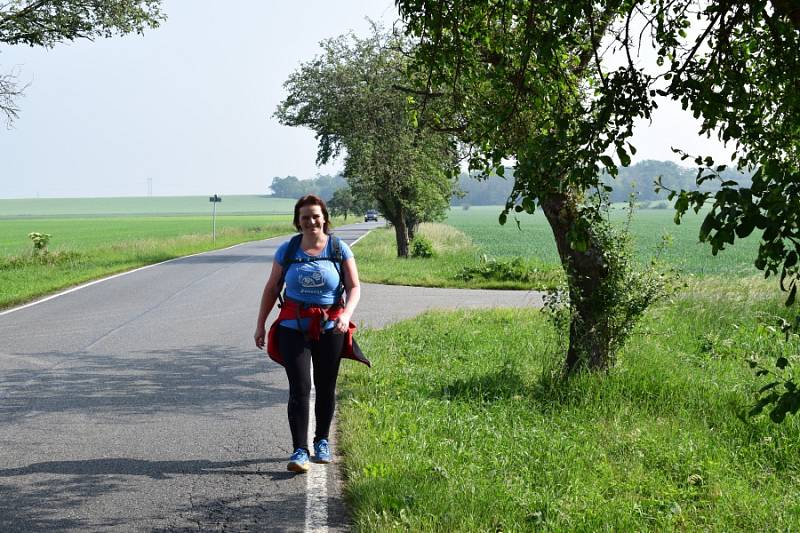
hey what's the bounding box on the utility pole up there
[147,178,153,196]
[209,194,222,242]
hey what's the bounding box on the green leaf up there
[759,381,780,393]
[785,251,798,269]
[616,145,631,167]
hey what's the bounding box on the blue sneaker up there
[287,448,310,473]
[313,439,332,464]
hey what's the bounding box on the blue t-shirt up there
[275,235,354,330]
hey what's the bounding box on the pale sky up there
[0,1,732,199]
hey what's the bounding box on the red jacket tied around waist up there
[266,298,370,367]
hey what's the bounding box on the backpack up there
[277,233,345,307]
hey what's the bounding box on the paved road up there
[0,222,542,532]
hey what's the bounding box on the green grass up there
[447,206,763,277]
[0,214,292,255]
[0,195,295,218]
[0,215,294,309]
[354,223,562,289]
[355,205,762,291]
[337,277,800,530]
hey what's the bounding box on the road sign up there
[210,195,222,241]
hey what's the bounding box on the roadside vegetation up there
[338,277,800,530]
[339,207,800,529]
[354,222,561,290]
[355,206,764,292]
[446,206,763,278]
[0,215,294,309]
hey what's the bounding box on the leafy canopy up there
[0,0,165,123]
[275,24,455,256]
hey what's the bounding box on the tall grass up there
[354,223,562,289]
[337,277,800,530]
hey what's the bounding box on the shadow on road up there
[0,471,304,532]
[0,475,123,532]
[0,345,284,424]
[0,457,286,480]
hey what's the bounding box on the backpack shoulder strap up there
[282,234,303,269]
[330,234,346,305]
[277,234,303,307]
[331,234,343,263]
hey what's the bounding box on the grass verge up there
[354,223,562,290]
[337,277,800,530]
[0,222,293,309]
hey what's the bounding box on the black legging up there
[277,325,344,452]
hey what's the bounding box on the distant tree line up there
[601,160,753,203]
[267,174,347,201]
[272,159,754,210]
[451,160,753,206]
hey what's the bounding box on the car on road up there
[364,209,379,222]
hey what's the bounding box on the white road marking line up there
[348,226,373,248]
[303,227,373,532]
[305,361,328,533]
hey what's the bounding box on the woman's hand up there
[333,311,351,334]
[254,325,266,349]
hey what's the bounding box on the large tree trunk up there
[540,192,613,373]
[393,216,410,257]
[380,199,410,257]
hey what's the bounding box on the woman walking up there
[254,194,369,473]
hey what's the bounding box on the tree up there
[0,0,164,125]
[275,24,456,257]
[397,1,667,373]
[267,174,347,200]
[633,1,799,423]
[397,0,799,374]
[328,186,355,220]
[641,1,799,303]
[268,175,303,198]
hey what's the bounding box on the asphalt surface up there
[0,221,542,532]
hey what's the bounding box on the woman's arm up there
[334,256,360,333]
[254,260,284,349]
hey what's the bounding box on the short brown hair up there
[293,194,331,234]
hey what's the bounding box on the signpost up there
[209,194,222,241]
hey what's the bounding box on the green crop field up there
[446,205,762,277]
[0,215,292,255]
[0,209,296,309]
[0,194,295,218]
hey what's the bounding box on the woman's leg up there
[310,330,345,443]
[278,326,312,451]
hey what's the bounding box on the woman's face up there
[298,204,325,236]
